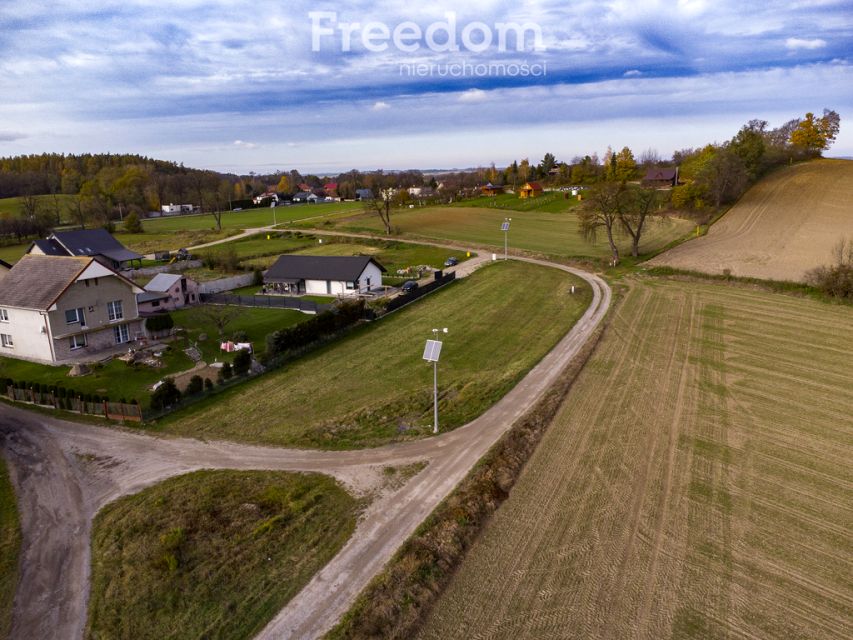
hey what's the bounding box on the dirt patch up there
[650,159,853,282]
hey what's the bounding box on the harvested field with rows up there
[650,159,853,282]
[419,278,853,640]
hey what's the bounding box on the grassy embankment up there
[153,260,591,449]
[87,470,358,640]
[0,458,20,639]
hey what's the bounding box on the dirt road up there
[0,257,610,640]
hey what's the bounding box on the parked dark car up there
[401,280,419,293]
[444,256,459,266]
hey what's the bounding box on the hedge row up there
[327,324,605,639]
[3,378,139,406]
[264,300,368,360]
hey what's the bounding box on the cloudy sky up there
[1,0,852,173]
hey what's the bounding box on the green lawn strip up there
[151,261,591,449]
[312,206,693,260]
[86,470,358,640]
[451,191,582,213]
[171,305,308,362]
[0,194,77,219]
[0,244,29,265]
[0,347,193,408]
[0,458,21,639]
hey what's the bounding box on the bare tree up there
[197,304,244,338]
[578,182,623,263]
[619,186,665,258]
[363,188,394,234]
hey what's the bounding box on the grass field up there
[418,278,853,640]
[0,347,193,407]
[315,206,692,260]
[0,194,77,219]
[87,470,358,640]
[201,231,467,278]
[650,159,853,281]
[452,192,581,213]
[152,261,591,448]
[0,458,21,639]
[171,305,307,362]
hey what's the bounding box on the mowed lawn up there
[170,305,307,362]
[87,470,358,640]
[329,206,692,259]
[0,459,21,639]
[419,278,853,640]
[154,261,591,448]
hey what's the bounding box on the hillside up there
[649,159,853,282]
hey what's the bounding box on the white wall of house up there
[358,263,384,292]
[0,307,54,363]
[305,279,331,295]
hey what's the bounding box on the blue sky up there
[1,0,852,173]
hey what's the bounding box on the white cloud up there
[372,101,390,111]
[233,139,257,148]
[785,37,827,50]
[623,69,642,77]
[458,88,488,103]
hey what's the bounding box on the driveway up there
[0,256,610,640]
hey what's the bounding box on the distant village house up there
[136,273,200,315]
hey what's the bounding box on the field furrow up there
[417,278,853,640]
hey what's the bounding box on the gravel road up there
[0,256,609,640]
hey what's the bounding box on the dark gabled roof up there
[643,168,677,181]
[265,255,386,283]
[0,255,92,310]
[31,238,66,256]
[47,229,143,262]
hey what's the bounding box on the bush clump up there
[150,378,181,410]
[805,239,853,299]
[145,314,175,333]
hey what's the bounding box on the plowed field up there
[650,159,853,282]
[418,279,853,640]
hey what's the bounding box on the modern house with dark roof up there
[0,255,144,364]
[355,188,374,201]
[28,229,144,270]
[264,255,386,296]
[136,273,200,314]
[642,167,679,188]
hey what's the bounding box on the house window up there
[107,300,123,321]
[65,307,85,325]
[152,300,160,308]
[0,309,8,322]
[0,334,12,348]
[345,281,356,290]
[113,324,130,344]
[69,334,87,350]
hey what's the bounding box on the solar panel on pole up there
[423,339,443,362]
[500,221,510,231]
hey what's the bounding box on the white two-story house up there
[0,255,144,364]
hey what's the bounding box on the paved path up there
[0,256,610,640]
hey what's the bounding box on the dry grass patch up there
[418,278,853,640]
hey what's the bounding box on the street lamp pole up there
[502,218,512,260]
[423,328,448,434]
